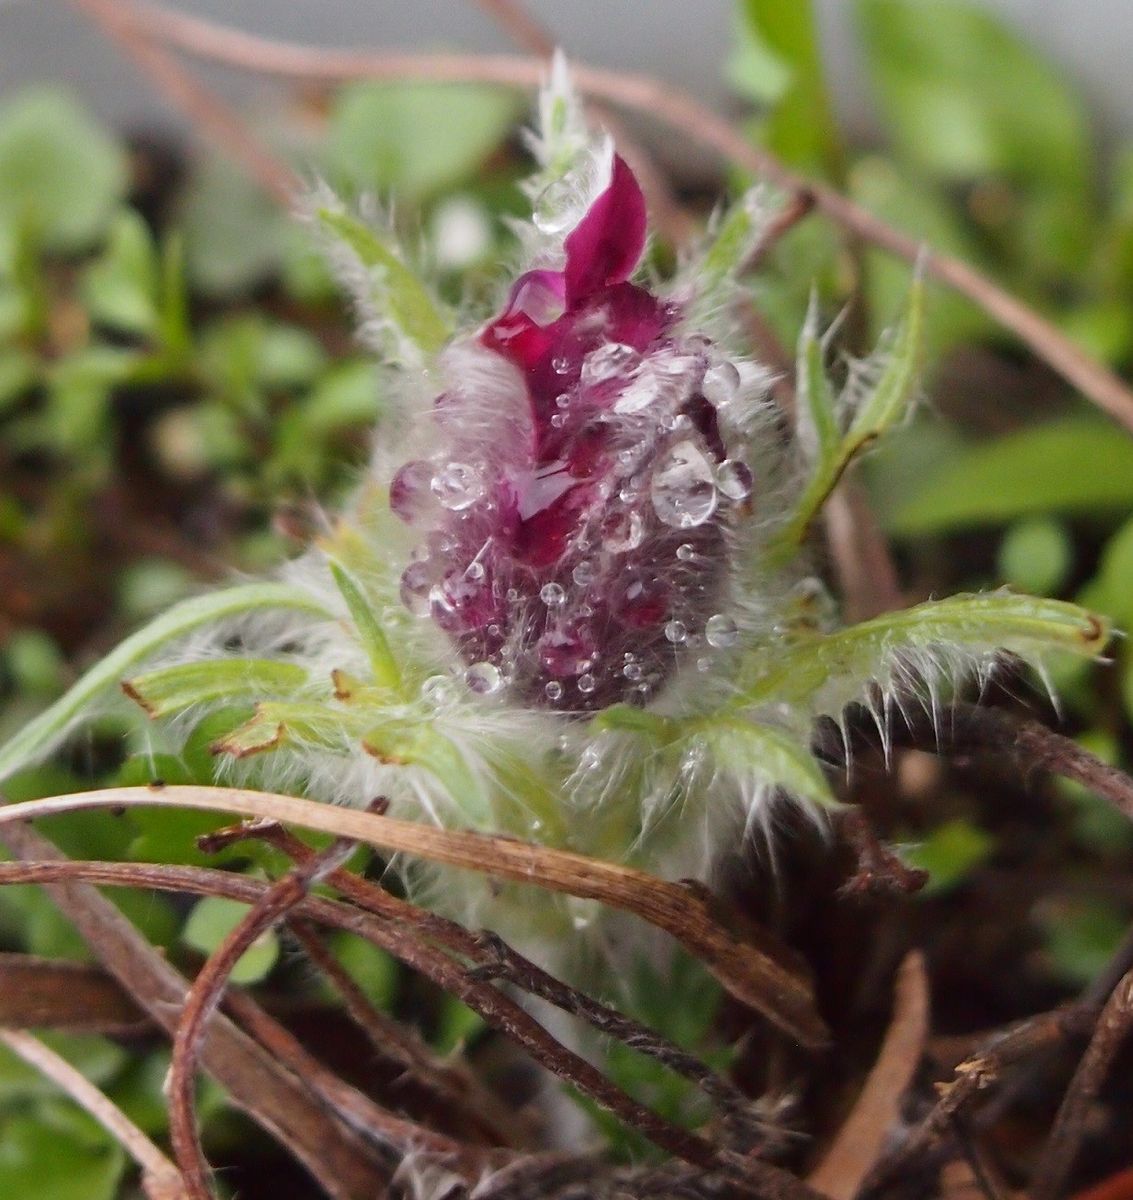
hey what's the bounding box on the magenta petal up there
[564,155,647,306]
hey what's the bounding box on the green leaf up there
[693,717,837,808]
[0,345,37,413]
[857,0,1092,192]
[0,583,331,784]
[183,895,280,985]
[0,88,127,257]
[328,82,521,201]
[739,593,1109,713]
[997,517,1073,596]
[732,1,843,176]
[123,659,310,719]
[210,701,343,759]
[1078,514,1133,627]
[0,1117,123,1200]
[362,724,493,827]
[326,932,399,1011]
[181,155,290,297]
[890,418,1133,534]
[768,271,923,564]
[80,209,160,337]
[900,819,994,895]
[1040,897,1129,987]
[328,561,400,690]
[794,292,838,461]
[316,207,449,357]
[42,346,140,455]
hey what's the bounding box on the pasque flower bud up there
[391,154,755,710]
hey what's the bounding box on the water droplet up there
[676,543,696,562]
[705,613,739,648]
[623,661,643,681]
[544,680,564,701]
[422,674,455,704]
[697,656,712,672]
[540,582,566,607]
[602,509,644,553]
[577,672,597,694]
[465,560,485,581]
[582,342,640,388]
[550,413,567,428]
[716,459,753,501]
[465,662,502,695]
[702,360,741,407]
[533,177,578,234]
[664,620,687,644]
[399,561,435,616]
[389,460,435,524]
[650,440,718,529]
[431,462,482,511]
[555,392,571,408]
[551,355,572,375]
[506,587,520,603]
[572,560,594,587]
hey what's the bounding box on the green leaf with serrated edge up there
[123,659,310,719]
[767,271,923,564]
[890,418,1133,534]
[362,725,493,827]
[316,207,449,356]
[689,716,837,808]
[795,290,838,461]
[0,583,331,784]
[736,593,1109,712]
[328,561,400,691]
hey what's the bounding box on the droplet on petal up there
[540,581,566,607]
[577,672,597,695]
[702,360,741,407]
[582,342,640,388]
[465,661,503,695]
[601,508,644,552]
[650,440,718,529]
[572,560,595,586]
[676,543,696,562]
[431,462,482,511]
[705,613,739,648]
[664,620,687,644]
[544,679,564,702]
[538,622,595,677]
[390,460,436,524]
[716,459,753,501]
[399,560,436,616]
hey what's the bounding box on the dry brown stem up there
[0,785,827,1046]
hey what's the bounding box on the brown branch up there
[0,824,390,1200]
[68,0,297,205]
[287,920,522,1149]
[0,1029,190,1200]
[167,838,364,1199]
[121,0,1133,432]
[0,854,821,1197]
[204,819,756,1129]
[0,785,828,1047]
[1030,969,1133,1200]
[807,951,930,1200]
[0,953,150,1035]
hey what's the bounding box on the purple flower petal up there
[564,155,647,306]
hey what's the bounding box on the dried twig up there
[0,953,149,1035]
[0,785,827,1047]
[0,823,390,1200]
[807,952,930,1200]
[123,0,1133,432]
[0,853,821,1197]
[1031,969,1133,1200]
[68,0,297,204]
[0,1028,190,1200]
[209,819,756,1127]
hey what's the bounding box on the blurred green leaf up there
[0,1117,123,1200]
[901,819,995,895]
[0,345,37,412]
[1040,897,1129,986]
[328,83,521,201]
[857,0,1092,192]
[181,156,290,297]
[327,932,399,1012]
[891,419,1133,534]
[997,517,1073,595]
[183,895,280,985]
[731,0,843,176]
[0,89,127,260]
[431,996,485,1055]
[81,209,160,338]
[40,346,140,456]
